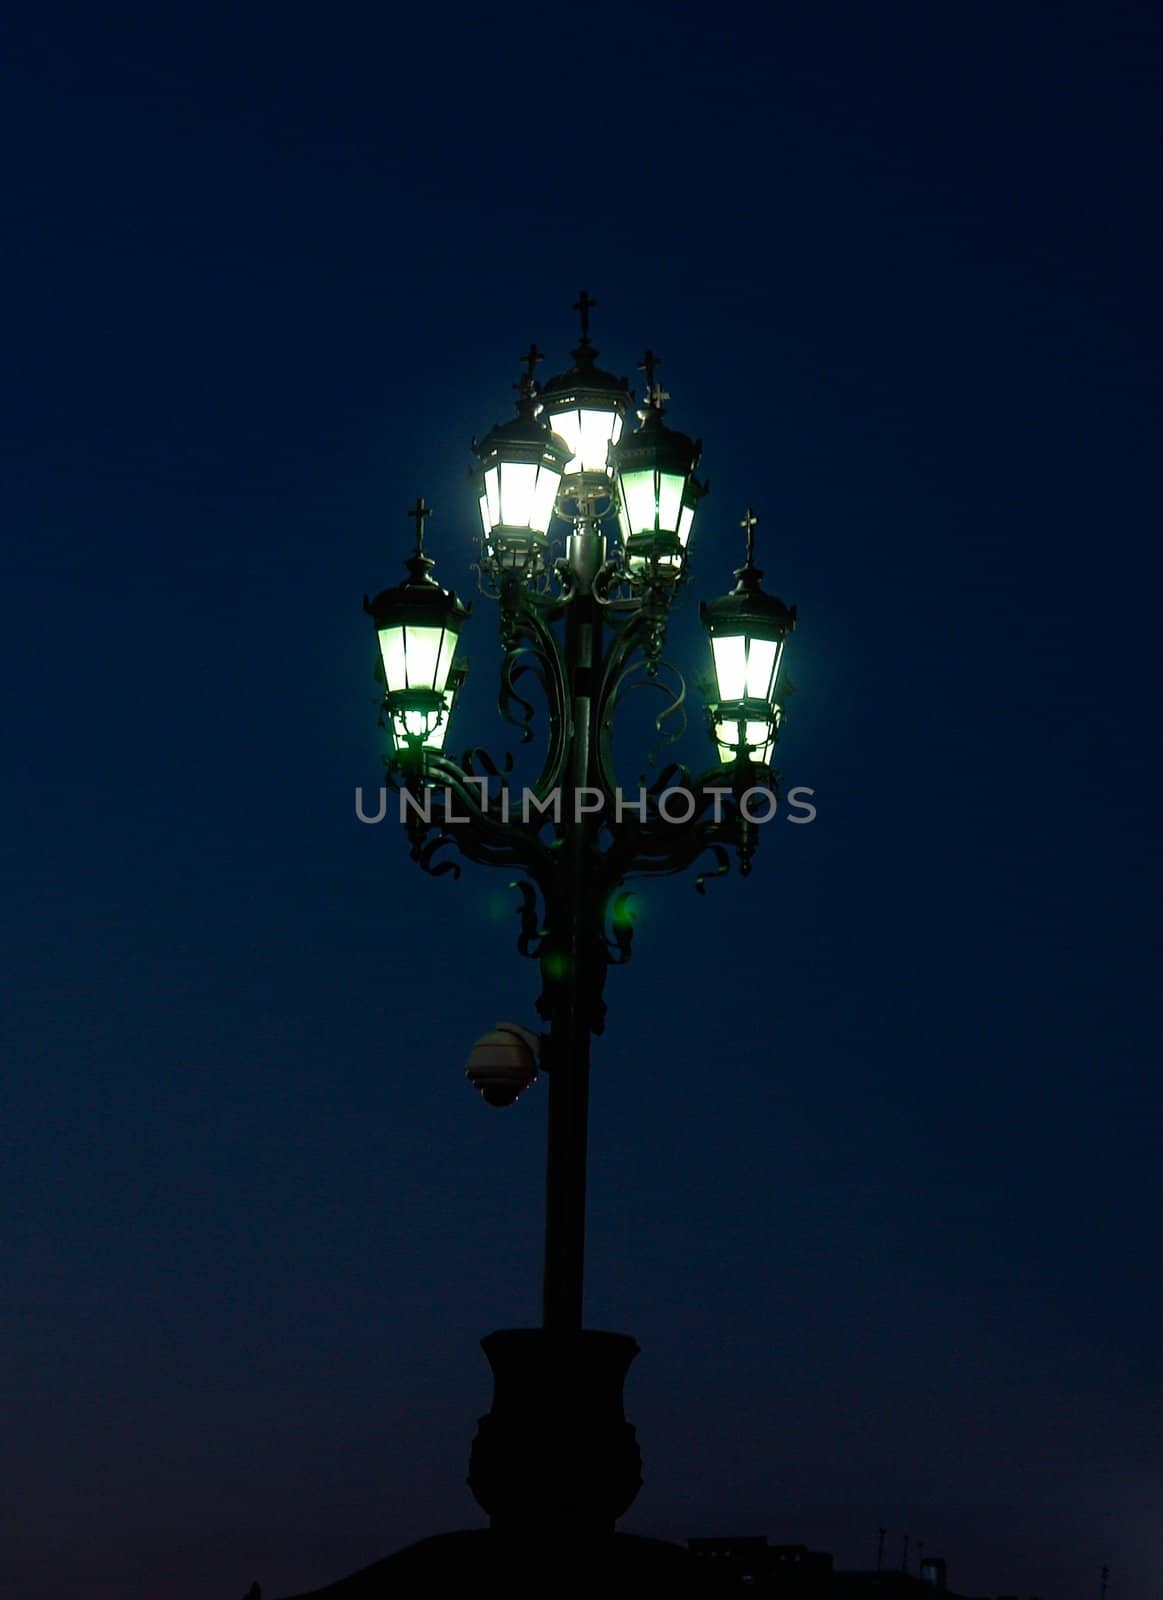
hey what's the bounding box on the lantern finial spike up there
[515,343,544,407]
[404,497,438,585]
[408,495,432,558]
[573,289,596,348]
[733,506,764,593]
[741,505,759,567]
[638,349,670,416]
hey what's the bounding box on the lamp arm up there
[601,765,770,885]
[620,825,735,890]
[397,754,556,880]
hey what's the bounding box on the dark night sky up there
[1,3,1160,1597]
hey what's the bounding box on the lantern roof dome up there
[363,498,469,628]
[540,289,631,409]
[539,346,631,406]
[473,383,572,469]
[612,400,703,479]
[700,508,796,636]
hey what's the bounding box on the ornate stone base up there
[468,1328,642,1534]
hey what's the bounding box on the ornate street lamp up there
[701,507,796,768]
[362,497,469,755]
[362,301,801,1539]
[611,349,707,582]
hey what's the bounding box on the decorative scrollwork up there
[513,878,548,960]
[644,660,688,769]
[491,587,572,793]
[605,890,636,965]
[694,844,731,895]
[602,653,689,775]
[410,829,463,880]
[461,747,516,779]
[498,650,541,744]
[596,607,685,796]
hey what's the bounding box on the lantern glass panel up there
[712,634,748,702]
[485,465,501,528]
[746,637,780,700]
[434,628,456,694]
[620,469,657,533]
[380,626,408,693]
[478,493,491,537]
[378,623,455,695]
[531,464,561,531]
[711,632,785,705]
[545,407,577,461]
[498,461,537,527]
[551,406,623,474]
[656,469,684,533]
[403,624,441,693]
[677,502,695,548]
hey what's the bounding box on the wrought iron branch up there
[497,583,572,797]
[399,756,556,880]
[595,603,684,798]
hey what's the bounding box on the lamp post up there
[364,295,797,1537]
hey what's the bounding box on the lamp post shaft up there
[541,590,600,1332]
[542,969,591,1331]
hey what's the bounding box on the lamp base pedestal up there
[468,1328,642,1535]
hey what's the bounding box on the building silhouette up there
[276,1531,1038,1598]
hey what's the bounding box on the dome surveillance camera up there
[465,1022,540,1107]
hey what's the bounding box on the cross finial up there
[514,342,544,405]
[741,505,759,565]
[573,289,596,345]
[638,349,670,413]
[408,495,432,555]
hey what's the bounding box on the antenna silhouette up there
[876,1528,886,1572]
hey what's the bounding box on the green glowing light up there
[608,891,637,930]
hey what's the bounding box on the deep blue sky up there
[1,3,1160,1597]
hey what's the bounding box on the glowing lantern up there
[538,291,631,488]
[472,347,572,574]
[611,349,706,578]
[363,498,469,755]
[700,508,795,768]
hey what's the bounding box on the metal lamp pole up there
[542,573,599,1333]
